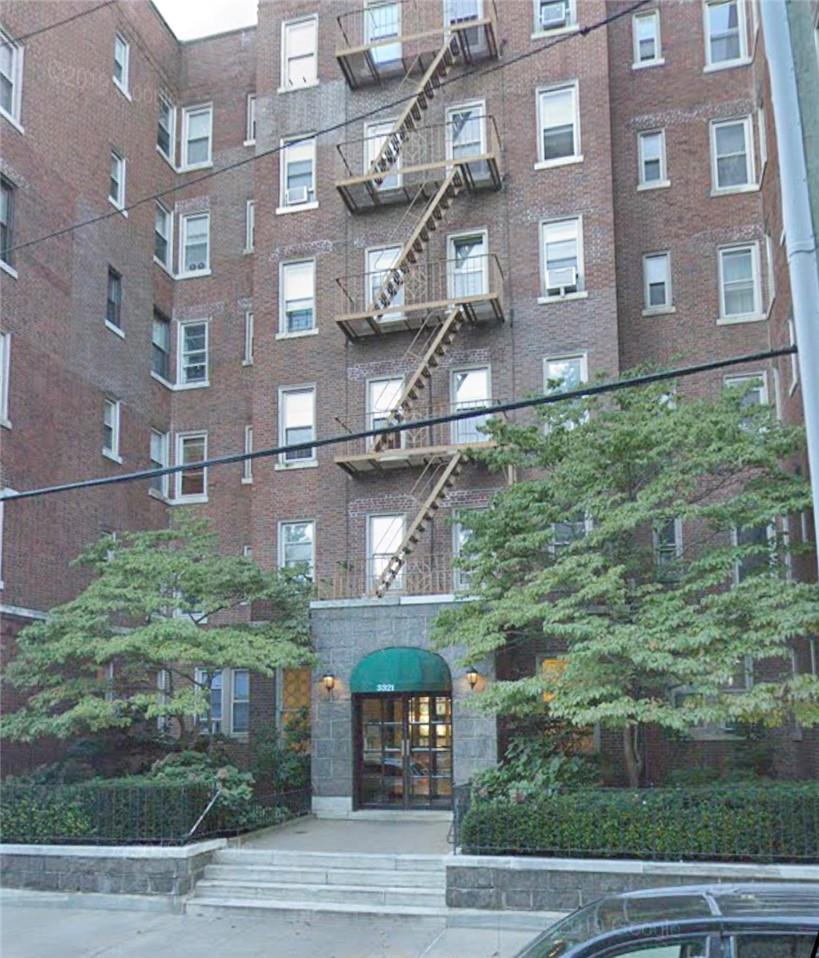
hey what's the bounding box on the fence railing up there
[313,551,473,600]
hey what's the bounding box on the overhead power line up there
[0,346,797,505]
[3,0,650,257]
[10,1,117,43]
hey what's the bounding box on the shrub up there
[459,782,819,863]
[250,709,311,792]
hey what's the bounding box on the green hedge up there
[459,783,819,862]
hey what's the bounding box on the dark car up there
[514,883,819,958]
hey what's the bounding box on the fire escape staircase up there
[373,452,464,598]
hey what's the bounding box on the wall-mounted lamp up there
[322,673,336,692]
[465,668,480,690]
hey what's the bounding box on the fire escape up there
[332,0,504,598]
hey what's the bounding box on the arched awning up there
[350,647,452,694]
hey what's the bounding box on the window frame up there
[531,0,577,37]
[245,93,256,145]
[637,128,669,189]
[787,318,799,394]
[157,92,176,164]
[450,363,492,445]
[632,10,663,68]
[174,431,208,502]
[703,0,749,71]
[194,667,249,739]
[278,385,317,467]
[279,258,317,336]
[535,80,581,169]
[366,375,406,451]
[178,211,211,277]
[242,424,253,483]
[539,215,586,302]
[0,27,24,130]
[243,309,254,365]
[641,250,674,314]
[0,329,10,428]
[245,199,255,253]
[0,174,15,273]
[109,149,126,210]
[710,115,756,194]
[717,242,762,323]
[181,103,213,171]
[278,519,316,579]
[105,266,123,334]
[543,352,588,430]
[653,516,684,576]
[149,429,170,499]
[280,15,319,91]
[102,397,122,462]
[153,201,173,272]
[151,309,171,382]
[177,319,210,388]
[367,512,406,589]
[278,135,317,212]
[113,33,130,97]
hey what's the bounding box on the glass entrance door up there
[356,693,453,809]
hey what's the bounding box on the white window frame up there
[717,242,763,324]
[181,103,213,171]
[157,92,176,165]
[194,667,249,739]
[653,517,683,571]
[450,363,492,445]
[531,0,578,38]
[278,135,317,213]
[538,216,586,302]
[757,104,767,173]
[177,319,209,388]
[0,27,24,131]
[105,266,124,335]
[278,258,316,337]
[710,115,756,194]
[367,512,406,590]
[153,201,173,272]
[445,100,487,164]
[103,397,122,462]
[113,33,130,97]
[280,15,319,92]
[632,10,663,68]
[109,150,126,211]
[178,212,211,277]
[637,129,669,189]
[149,429,170,500]
[243,310,254,365]
[278,519,316,579]
[245,199,255,253]
[365,117,403,190]
[446,228,489,300]
[174,431,208,503]
[787,318,799,395]
[642,251,674,315]
[0,330,10,428]
[535,81,581,170]
[152,310,172,383]
[366,376,405,451]
[731,520,775,586]
[703,0,749,71]
[242,425,253,483]
[724,371,768,405]
[245,93,256,145]
[1,174,16,276]
[543,352,588,430]
[277,385,317,468]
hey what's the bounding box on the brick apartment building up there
[0,0,816,809]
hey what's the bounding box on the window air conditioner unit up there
[546,266,577,294]
[287,186,310,205]
[540,2,567,28]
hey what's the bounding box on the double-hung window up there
[365,2,402,65]
[280,136,316,209]
[178,321,208,386]
[367,377,403,451]
[231,671,250,734]
[245,93,256,144]
[451,366,491,445]
[282,16,318,89]
[175,432,207,500]
[537,83,579,166]
[638,130,667,187]
[152,310,171,380]
[106,267,123,331]
[157,94,175,161]
[632,11,662,66]
[368,514,405,589]
[113,34,130,95]
[704,0,748,68]
[1,29,23,127]
[718,243,761,322]
[279,386,316,464]
[243,310,254,364]
[103,398,121,460]
[182,104,213,169]
[544,354,587,429]
[654,518,683,579]
[109,150,126,209]
[540,217,583,298]
[242,425,253,483]
[734,522,772,583]
[149,430,169,498]
[154,202,172,268]
[279,520,315,579]
[280,260,315,334]
[1,175,15,269]
[453,510,481,592]
[180,212,210,275]
[642,252,672,312]
[195,668,249,737]
[552,513,588,555]
[0,330,10,426]
[725,372,768,430]
[534,0,575,33]
[245,200,255,252]
[711,116,754,191]
[365,119,402,190]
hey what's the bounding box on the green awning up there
[350,647,452,694]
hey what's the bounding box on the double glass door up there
[356,693,453,809]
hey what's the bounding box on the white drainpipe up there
[760,1,819,567]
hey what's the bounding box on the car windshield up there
[518,895,713,958]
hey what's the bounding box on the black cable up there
[0,346,797,504]
[9,1,117,43]
[3,0,650,257]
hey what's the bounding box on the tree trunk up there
[622,723,643,789]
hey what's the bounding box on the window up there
[282,16,318,89]
[734,523,772,582]
[544,354,587,428]
[368,514,405,588]
[113,34,129,94]
[718,244,761,321]
[279,520,315,578]
[787,318,798,393]
[157,93,175,161]
[451,366,491,444]
[245,200,255,252]
[180,212,210,275]
[764,232,775,309]
[453,510,481,592]
[242,425,253,483]
[552,513,588,554]
[537,83,579,165]
[281,260,315,333]
[195,668,249,737]
[365,119,402,190]
[231,670,250,734]
[182,104,213,168]
[711,116,754,191]
[367,377,403,451]
[0,330,10,426]
[725,372,768,430]
[366,246,404,317]
[279,136,316,209]
[447,102,486,163]
[705,0,747,68]
[175,433,207,500]
[152,311,171,380]
[279,386,315,464]
[109,150,125,208]
[103,398,121,460]
[633,11,662,65]
[106,267,122,330]
[365,2,402,65]
[153,203,172,269]
[243,310,254,364]
[245,93,256,144]
[1,175,15,269]
[638,129,668,187]
[149,430,169,498]
[642,252,672,312]
[448,232,488,299]
[178,321,208,386]
[654,518,683,579]
[757,104,767,170]
[540,217,583,297]
[534,0,575,33]
[0,28,23,126]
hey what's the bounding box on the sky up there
[153,0,258,41]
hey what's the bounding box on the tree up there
[432,378,819,786]
[1,518,313,748]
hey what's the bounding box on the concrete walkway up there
[236,815,452,855]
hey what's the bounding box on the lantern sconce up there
[322,673,336,693]
[465,667,480,690]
